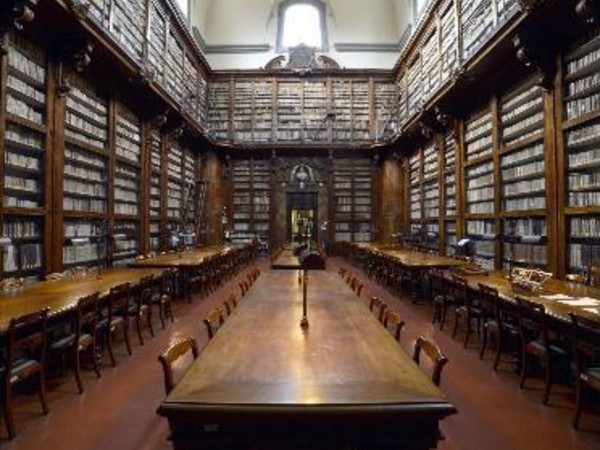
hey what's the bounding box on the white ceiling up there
[189,0,414,70]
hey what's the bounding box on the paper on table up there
[558,297,600,307]
[583,307,599,315]
[540,294,573,300]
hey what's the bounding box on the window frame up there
[276,0,329,53]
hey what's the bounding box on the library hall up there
[0,0,600,449]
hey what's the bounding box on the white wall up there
[189,0,411,70]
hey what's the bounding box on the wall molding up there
[193,26,270,54]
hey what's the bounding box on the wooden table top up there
[357,243,467,269]
[128,245,235,268]
[271,249,301,270]
[0,267,164,331]
[455,270,600,323]
[159,270,454,413]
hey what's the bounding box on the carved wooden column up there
[379,153,403,245]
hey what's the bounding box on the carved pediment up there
[264,44,341,73]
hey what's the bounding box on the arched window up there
[277,0,328,52]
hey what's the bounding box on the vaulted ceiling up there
[189,0,414,70]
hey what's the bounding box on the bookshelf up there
[332,158,373,242]
[112,220,140,266]
[233,79,253,142]
[374,80,397,140]
[351,79,371,142]
[439,0,458,83]
[276,79,303,142]
[3,32,47,236]
[148,0,168,85]
[109,0,145,61]
[166,142,183,224]
[563,33,600,275]
[444,132,457,218]
[332,79,352,142]
[254,78,274,143]
[409,151,422,222]
[208,80,231,141]
[407,58,422,118]
[460,0,495,60]
[421,29,440,104]
[63,218,106,269]
[502,217,548,270]
[303,78,329,143]
[230,159,271,245]
[114,103,141,217]
[465,219,496,270]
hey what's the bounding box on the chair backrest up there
[6,307,50,369]
[355,282,364,297]
[203,308,224,340]
[75,292,100,342]
[107,282,131,321]
[412,335,448,386]
[429,269,446,298]
[383,309,405,342]
[449,275,468,306]
[515,296,548,345]
[478,283,500,323]
[569,312,600,376]
[158,336,199,394]
[161,268,176,298]
[137,275,154,305]
[369,296,382,312]
[223,294,237,316]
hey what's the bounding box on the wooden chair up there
[430,269,447,326]
[569,313,600,428]
[203,308,224,340]
[451,275,479,346]
[383,309,405,342]
[127,275,155,346]
[478,284,519,370]
[368,296,387,323]
[516,296,569,404]
[355,282,364,297]
[412,335,449,387]
[223,294,237,316]
[100,282,132,367]
[158,336,199,395]
[151,269,176,329]
[49,292,101,393]
[1,308,50,439]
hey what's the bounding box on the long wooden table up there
[128,246,236,268]
[455,270,600,324]
[356,243,467,269]
[271,249,301,269]
[158,270,456,449]
[0,267,164,331]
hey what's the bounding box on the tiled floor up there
[2,258,599,450]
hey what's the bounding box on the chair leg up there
[573,381,583,428]
[519,348,528,389]
[90,343,101,379]
[147,308,155,337]
[122,322,132,355]
[157,303,166,329]
[38,370,49,414]
[464,316,472,348]
[167,301,175,324]
[479,326,488,359]
[3,386,16,439]
[106,327,117,367]
[452,311,460,338]
[542,358,552,405]
[73,349,84,394]
[492,330,502,371]
[136,315,144,346]
[439,303,447,331]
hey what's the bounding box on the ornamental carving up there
[264,44,341,73]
